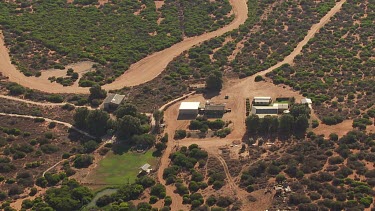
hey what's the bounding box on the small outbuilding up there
[103,93,126,110]
[139,163,152,175]
[253,97,272,106]
[273,103,289,112]
[301,98,312,108]
[179,102,200,116]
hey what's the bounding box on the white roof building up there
[301,98,312,104]
[253,97,272,105]
[179,102,200,110]
[301,98,312,108]
[178,102,200,116]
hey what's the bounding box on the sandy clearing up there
[154,0,164,10]
[0,0,248,94]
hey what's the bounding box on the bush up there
[8,185,23,196]
[149,195,158,204]
[73,154,93,168]
[40,144,59,154]
[0,191,7,201]
[150,184,166,199]
[47,94,64,103]
[48,122,56,129]
[216,196,233,208]
[34,118,45,122]
[312,120,319,128]
[254,75,263,82]
[174,130,186,139]
[206,195,216,206]
[62,103,75,111]
[213,180,224,190]
[246,185,254,192]
[29,187,37,196]
[164,196,172,206]
[289,193,311,205]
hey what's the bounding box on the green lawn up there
[92,150,157,185]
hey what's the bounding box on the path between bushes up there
[0,0,248,93]
[0,112,94,139]
[0,94,65,106]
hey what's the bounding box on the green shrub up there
[174,130,186,139]
[254,75,263,82]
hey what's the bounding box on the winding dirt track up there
[0,0,248,94]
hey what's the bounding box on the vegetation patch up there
[0,0,233,86]
[267,0,374,123]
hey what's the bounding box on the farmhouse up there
[178,102,200,116]
[103,93,125,110]
[253,97,272,106]
[204,104,226,117]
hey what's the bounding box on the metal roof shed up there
[179,102,200,115]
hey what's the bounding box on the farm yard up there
[0,0,374,210]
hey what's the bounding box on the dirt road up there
[0,0,248,94]
[0,94,65,106]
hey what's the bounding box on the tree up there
[6,83,26,95]
[290,104,311,118]
[206,71,223,91]
[276,174,286,183]
[73,107,89,129]
[294,115,309,134]
[83,140,98,153]
[150,184,166,199]
[89,84,107,100]
[279,114,294,136]
[86,110,110,137]
[73,155,93,168]
[117,115,142,139]
[115,104,138,118]
[132,134,155,148]
[245,114,260,135]
[153,110,164,133]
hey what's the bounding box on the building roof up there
[205,104,225,111]
[254,99,272,103]
[301,98,312,104]
[140,163,151,171]
[254,97,272,100]
[179,102,200,110]
[273,103,289,109]
[104,93,125,105]
[253,106,279,110]
[252,106,278,115]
